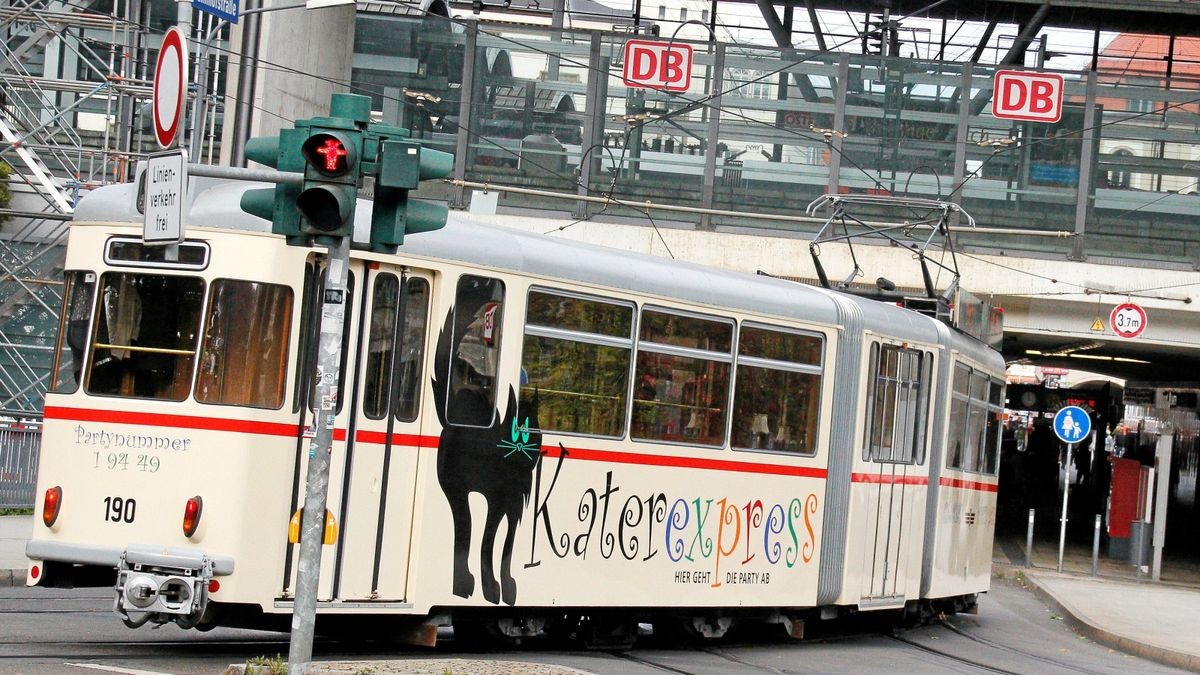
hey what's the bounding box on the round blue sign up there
[1052,405,1092,444]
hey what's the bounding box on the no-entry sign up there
[153,26,188,149]
[992,70,1063,123]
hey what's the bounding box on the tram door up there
[859,344,930,606]
[282,262,433,603]
[332,267,433,601]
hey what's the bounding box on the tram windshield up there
[51,268,296,407]
[85,272,205,401]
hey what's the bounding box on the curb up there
[222,659,595,674]
[1,568,27,587]
[1025,574,1200,672]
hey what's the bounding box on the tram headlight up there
[42,486,62,528]
[123,574,159,609]
[182,496,203,538]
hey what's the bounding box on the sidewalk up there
[993,535,1200,672]
[0,515,31,586]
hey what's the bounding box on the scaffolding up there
[0,0,228,413]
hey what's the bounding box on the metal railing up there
[0,413,41,509]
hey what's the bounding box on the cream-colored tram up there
[26,178,1003,642]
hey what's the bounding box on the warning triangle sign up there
[1091,318,1105,332]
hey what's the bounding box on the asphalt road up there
[0,578,1189,674]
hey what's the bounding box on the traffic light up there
[367,139,454,253]
[297,127,362,242]
[241,127,308,246]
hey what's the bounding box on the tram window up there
[947,365,1002,474]
[105,238,209,269]
[521,289,633,437]
[364,274,400,419]
[946,365,970,470]
[85,272,204,401]
[196,280,294,409]
[363,275,430,422]
[293,265,318,413]
[631,308,732,447]
[394,279,430,422]
[447,275,505,427]
[50,271,96,394]
[963,371,989,472]
[863,344,930,464]
[731,325,823,455]
[981,380,1005,475]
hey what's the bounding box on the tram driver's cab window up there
[85,272,204,401]
[447,275,505,426]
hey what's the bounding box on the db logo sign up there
[992,70,1063,123]
[622,39,693,92]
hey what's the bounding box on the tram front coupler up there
[114,544,216,629]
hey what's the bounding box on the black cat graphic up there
[431,304,541,606]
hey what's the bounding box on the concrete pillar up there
[221,1,356,165]
[253,3,355,135]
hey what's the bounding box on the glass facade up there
[347,17,1200,266]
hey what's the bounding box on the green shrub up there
[0,161,11,225]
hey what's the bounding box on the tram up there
[25,177,1004,643]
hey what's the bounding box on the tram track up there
[606,651,696,674]
[935,616,1099,674]
[887,631,1020,674]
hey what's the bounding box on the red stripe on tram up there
[850,472,929,486]
[938,477,999,493]
[44,405,301,437]
[354,430,433,448]
[45,405,828,478]
[544,445,829,478]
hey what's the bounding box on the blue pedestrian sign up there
[192,0,239,23]
[1053,405,1092,444]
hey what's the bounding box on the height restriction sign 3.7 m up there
[1110,302,1147,339]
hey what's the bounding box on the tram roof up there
[74,179,954,347]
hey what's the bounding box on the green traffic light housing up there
[368,140,454,253]
[240,127,309,246]
[238,93,373,247]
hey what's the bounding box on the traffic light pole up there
[288,236,350,674]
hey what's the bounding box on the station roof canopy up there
[800,0,1200,37]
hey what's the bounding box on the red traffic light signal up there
[301,132,357,177]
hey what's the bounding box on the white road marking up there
[64,663,175,675]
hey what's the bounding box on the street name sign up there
[192,0,240,23]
